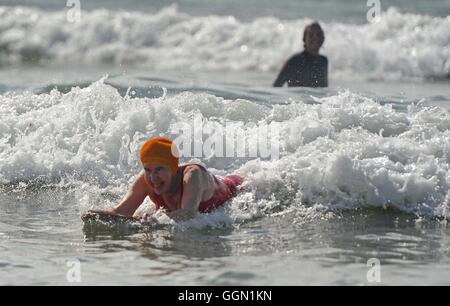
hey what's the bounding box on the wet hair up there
[303,22,325,48]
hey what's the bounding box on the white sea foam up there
[0,78,449,221]
[0,6,448,80]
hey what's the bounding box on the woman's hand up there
[87,208,117,215]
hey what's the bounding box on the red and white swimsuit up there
[146,164,244,213]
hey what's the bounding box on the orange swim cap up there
[140,137,179,175]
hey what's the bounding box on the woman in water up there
[83,137,244,222]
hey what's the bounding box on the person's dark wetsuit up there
[273,51,328,87]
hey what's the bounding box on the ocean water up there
[0,0,449,285]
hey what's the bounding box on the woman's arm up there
[88,172,148,217]
[323,57,328,87]
[113,172,148,216]
[273,59,291,87]
[167,166,214,221]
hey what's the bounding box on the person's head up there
[140,137,179,195]
[303,22,325,55]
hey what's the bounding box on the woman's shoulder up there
[180,163,207,172]
[180,163,216,187]
[319,54,328,62]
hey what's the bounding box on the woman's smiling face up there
[143,163,173,195]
